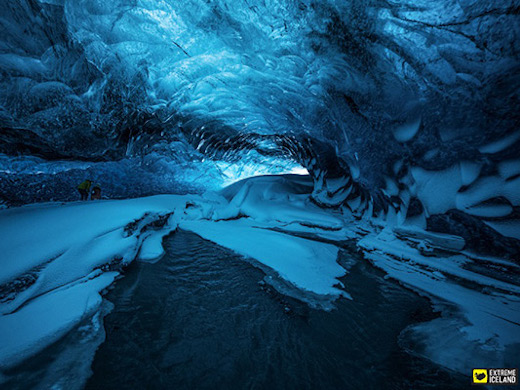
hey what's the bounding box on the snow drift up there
[1,175,519,380]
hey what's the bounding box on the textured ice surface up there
[0,0,518,252]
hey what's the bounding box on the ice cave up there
[0,0,519,388]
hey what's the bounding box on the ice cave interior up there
[0,0,519,388]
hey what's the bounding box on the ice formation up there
[0,0,518,250]
[0,0,519,385]
[1,175,519,379]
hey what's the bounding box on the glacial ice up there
[0,0,519,384]
[0,0,518,243]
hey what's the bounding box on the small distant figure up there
[91,184,102,200]
[77,179,92,201]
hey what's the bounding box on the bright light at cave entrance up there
[215,159,309,187]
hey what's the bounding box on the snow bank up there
[0,196,185,287]
[217,174,343,229]
[0,175,352,370]
[358,228,520,373]
[0,271,116,369]
[180,219,347,298]
[0,196,183,315]
[0,196,184,370]
[1,174,518,378]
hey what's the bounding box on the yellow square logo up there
[473,369,488,384]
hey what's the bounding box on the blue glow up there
[0,0,518,242]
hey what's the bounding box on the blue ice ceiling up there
[0,0,519,252]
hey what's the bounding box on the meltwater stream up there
[81,230,468,390]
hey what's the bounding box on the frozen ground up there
[0,174,519,384]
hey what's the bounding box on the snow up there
[0,196,184,372]
[498,159,520,180]
[410,164,520,222]
[214,157,309,187]
[0,175,351,369]
[180,219,347,298]
[483,220,520,240]
[465,203,513,218]
[459,161,481,186]
[0,271,116,369]
[0,196,183,287]
[0,196,183,315]
[358,228,520,373]
[218,175,343,229]
[0,174,519,377]
[138,232,169,263]
[411,165,462,215]
[457,175,520,210]
[393,226,465,251]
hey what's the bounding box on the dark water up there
[84,230,469,390]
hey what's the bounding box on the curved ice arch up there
[0,0,518,254]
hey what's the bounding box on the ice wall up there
[0,0,519,253]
